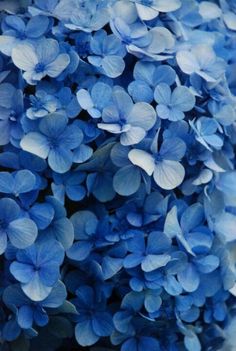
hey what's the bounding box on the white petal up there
[128,149,155,176]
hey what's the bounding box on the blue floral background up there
[0,0,235,350]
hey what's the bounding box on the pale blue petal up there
[153,160,185,190]
[178,264,200,292]
[8,218,37,249]
[20,132,50,159]
[113,165,141,196]
[128,149,155,176]
[75,320,99,347]
[12,43,38,71]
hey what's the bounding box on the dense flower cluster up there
[0,0,236,350]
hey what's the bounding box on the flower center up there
[35,63,45,73]
[154,153,163,163]
[138,0,153,5]
[0,219,7,230]
[48,137,60,149]
[9,110,17,121]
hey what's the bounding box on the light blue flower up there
[77,82,113,118]
[176,45,226,82]
[20,113,83,173]
[128,62,176,103]
[154,83,196,121]
[133,0,181,20]
[98,87,156,145]
[128,136,186,190]
[189,116,223,151]
[26,90,60,120]
[12,39,70,84]
[0,15,50,56]
[88,29,126,78]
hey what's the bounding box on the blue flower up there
[133,0,181,21]
[77,82,113,118]
[67,210,111,261]
[0,169,36,196]
[20,113,83,173]
[74,285,114,346]
[176,45,226,82]
[121,336,160,351]
[0,198,37,254]
[88,29,126,78]
[98,87,156,145]
[111,17,175,60]
[26,90,60,120]
[54,0,110,32]
[128,136,186,190]
[3,281,67,329]
[0,15,50,56]
[52,170,86,203]
[10,238,64,301]
[154,83,195,121]
[0,83,24,146]
[128,62,176,103]
[190,116,223,151]
[124,231,171,272]
[41,196,74,250]
[12,39,70,84]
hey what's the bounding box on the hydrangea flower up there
[0,15,50,56]
[124,231,171,272]
[0,198,37,254]
[133,0,181,21]
[10,239,64,301]
[128,136,186,189]
[98,87,156,145]
[154,83,195,121]
[176,45,226,82]
[12,39,70,84]
[88,30,126,78]
[0,0,235,350]
[128,62,176,103]
[3,281,67,329]
[73,285,114,346]
[20,113,83,173]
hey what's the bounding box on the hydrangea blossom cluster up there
[0,0,235,350]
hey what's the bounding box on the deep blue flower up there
[124,231,171,272]
[73,285,114,346]
[67,210,111,261]
[0,198,37,254]
[3,281,67,329]
[10,238,64,301]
